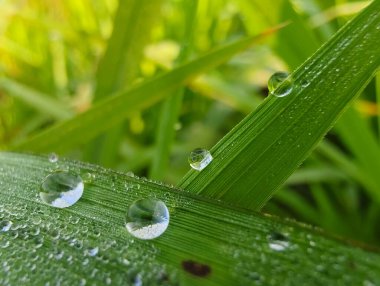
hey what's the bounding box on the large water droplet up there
[268,72,293,97]
[188,148,213,171]
[0,220,12,232]
[125,198,169,240]
[268,231,289,251]
[40,170,84,208]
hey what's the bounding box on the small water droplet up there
[125,198,169,240]
[268,231,289,251]
[133,274,143,286]
[188,148,213,171]
[268,72,293,97]
[0,240,10,248]
[48,153,59,163]
[40,170,84,208]
[83,172,96,183]
[86,247,99,257]
[300,79,310,87]
[33,236,44,248]
[126,171,135,177]
[0,220,12,232]
[55,250,64,260]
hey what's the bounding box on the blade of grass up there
[310,184,343,230]
[149,0,198,180]
[285,166,347,185]
[310,1,370,27]
[335,107,380,199]
[93,0,162,99]
[1,152,380,285]
[12,26,282,153]
[316,141,379,195]
[189,73,261,114]
[237,0,321,70]
[377,73,380,139]
[178,1,380,210]
[0,77,74,120]
[86,0,163,166]
[272,189,321,223]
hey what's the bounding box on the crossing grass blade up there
[178,1,380,210]
[11,25,282,153]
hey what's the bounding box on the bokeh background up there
[1,0,379,245]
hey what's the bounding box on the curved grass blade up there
[12,26,283,153]
[0,78,74,120]
[1,152,380,285]
[86,0,163,166]
[178,1,380,210]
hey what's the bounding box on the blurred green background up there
[1,0,379,246]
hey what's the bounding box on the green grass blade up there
[272,189,321,223]
[1,152,380,285]
[93,0,162,100]
[317,141,380,203]
[377,73,380,139]
[149,1,198,180]
[86,0,163,166]
[285,166,347,185]
[0,78,74,120]
[178,2,380,210]
[190,74,261,114]
[335,107,380,202]
[12,27,279,153]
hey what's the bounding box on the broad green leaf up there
[178,1,380,210]
[1,152,380,285]
[12,26,281,153]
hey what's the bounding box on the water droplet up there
[40,170,84,208]
[268,231,289,251]
[0,220,12,232]
[268,72,293,98]
[0,240,10,248]
[83,172,96,183]
[125,198,169,240]
[33,236,44,248]
[48,153,59,163]
[55,250,64,260]
[188,148,213,171]
[300,79,310,87]
[86,247,99,257]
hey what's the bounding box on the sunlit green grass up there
[0,0,380,284]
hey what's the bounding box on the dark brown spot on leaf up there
[182,260,211,277]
